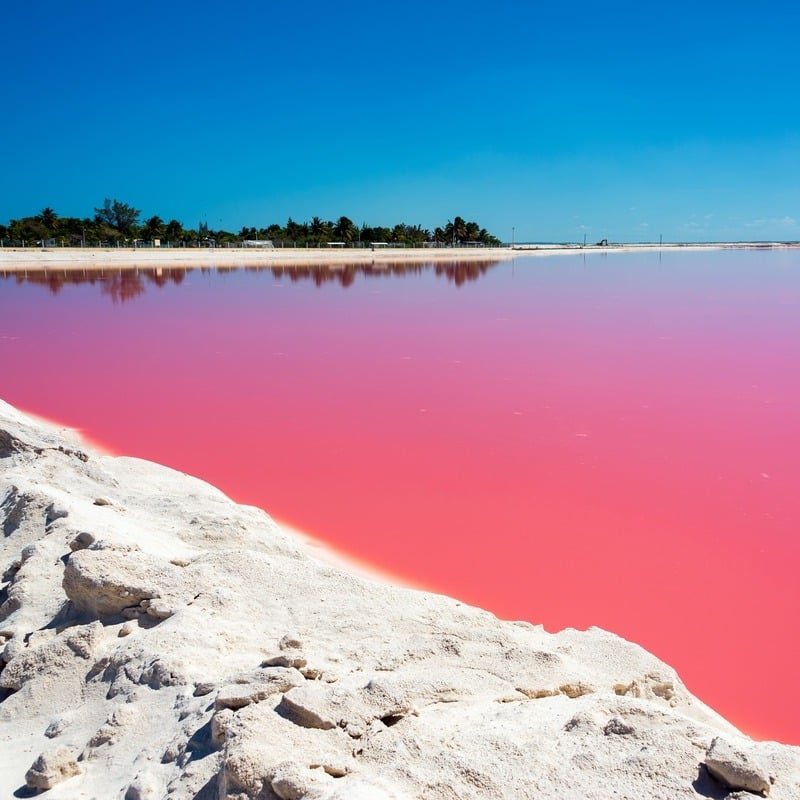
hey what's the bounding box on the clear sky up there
[2,0,798,242]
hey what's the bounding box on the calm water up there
[1,251,798,743]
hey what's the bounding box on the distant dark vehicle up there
[596,238,608,246]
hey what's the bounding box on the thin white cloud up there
[744,216,797,229]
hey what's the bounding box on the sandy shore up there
[0,241,796,272]
[0,246,514,271]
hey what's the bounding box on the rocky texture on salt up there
[0,398,798,799]
[24,745,82,791]
[705,736,774,796]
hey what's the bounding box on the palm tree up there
[406,224,429,244]
[285,218,302,242]
[38,207,58,233]
[449,216,468,244]
[165,219,184,241]
[334,216,356,243]
[310,216,325,244]
[143,215,165,242]
[390,224,406,244]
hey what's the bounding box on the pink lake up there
[1,251,798,744]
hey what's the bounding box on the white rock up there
[124,770,164,800]
[216,670,304,711]
[706,736,773,795]
[142,597,175,620]
[62,544,182,617]
[25,746,81,790]
[44,715,70,738]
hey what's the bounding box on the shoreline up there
[15,403,419,591]
[1,241,797,271]
[2,396,799,799]
[0,246,513,271]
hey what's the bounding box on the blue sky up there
[2,0,798,242]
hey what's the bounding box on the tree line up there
[0,200,501,248]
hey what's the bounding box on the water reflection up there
[0,268,186,303]
[0,259,502,302]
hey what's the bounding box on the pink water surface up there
[1,252,798,743]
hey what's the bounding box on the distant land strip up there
[1,241,798,272]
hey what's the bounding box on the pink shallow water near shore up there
[1,252,798,743]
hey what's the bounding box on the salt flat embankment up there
[1,241,795,272]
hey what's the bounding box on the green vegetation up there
[0,201,501,248]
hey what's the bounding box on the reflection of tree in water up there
[1,268,187,303]
[149,270,186,288]
[434,261,495,286]
[267,259,502,288]
[101,273,146,303]
[0,260,500,303]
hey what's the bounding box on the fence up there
[0,239,497,250]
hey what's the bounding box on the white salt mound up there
[0,398,798,799]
